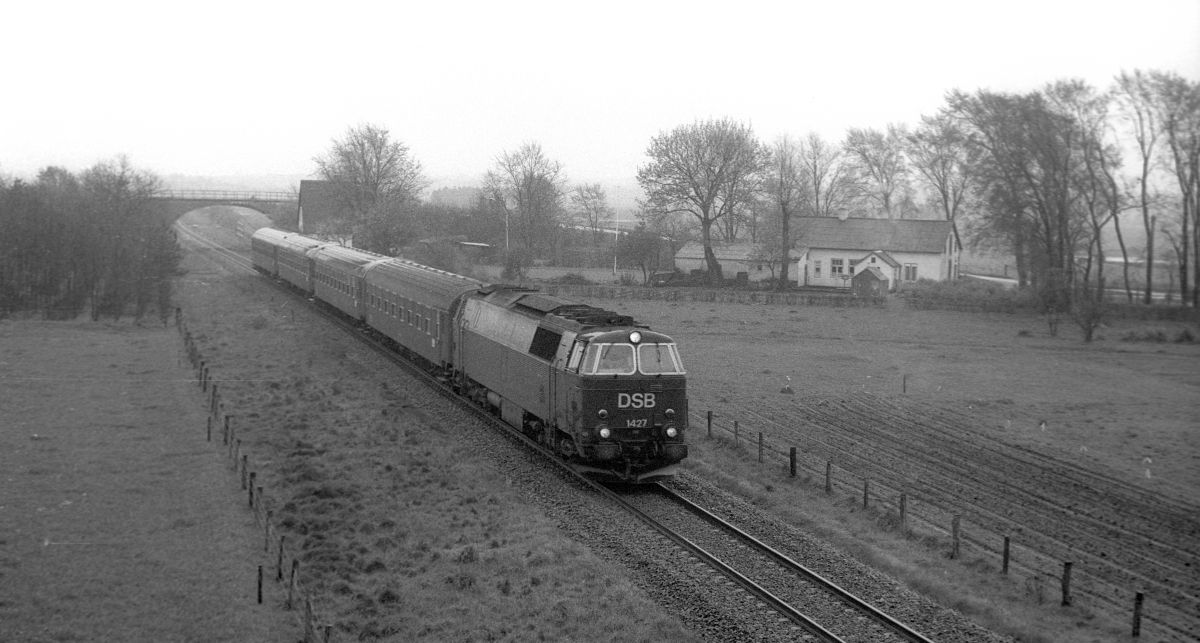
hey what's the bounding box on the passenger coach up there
[363,259,482,368]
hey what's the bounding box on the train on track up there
[250,228,688,481]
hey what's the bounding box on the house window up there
[830,258,844,275]
[814,260,822,278]
[904,264,918,281]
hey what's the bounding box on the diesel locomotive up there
[251,228,688,481]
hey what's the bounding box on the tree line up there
[0,157,182,322]
[310,70,1198,318]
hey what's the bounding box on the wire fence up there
[177,307,336,643]
[542,283,885,307]
[691,408,1178,641]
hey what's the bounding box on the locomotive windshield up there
[579,342,684,376]
[637,342,685,375]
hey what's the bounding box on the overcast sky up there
[2,0,1197,188]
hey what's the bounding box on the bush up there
[551,273,595,286]
[904,278,1039,312]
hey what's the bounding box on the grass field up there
[0,320,300,642]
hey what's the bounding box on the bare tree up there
[797,132,853,219]
[638,119,768,284]
[906,114,974,249]
[764,136,808,289]
[1150,71,1200,306]
[483,142,567,261]
[313,123,425,253]
[948,88,1086,333]
[1113,71,1167,304]
[569,183,610,244]
[843,124,911,218]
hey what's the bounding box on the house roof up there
[854,250,901,269]
[674,241,804,262]
[794,217,952,254]
[854,266,888,282]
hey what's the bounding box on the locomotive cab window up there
[567,341,586,371]
[637,343,685,375]
[582,343,636,375]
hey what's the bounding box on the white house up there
[794,217,959,291]
[671,217,959,290]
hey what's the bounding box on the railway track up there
[619,483,935,643]
[180,224,941,642]
[715,391,1199,641]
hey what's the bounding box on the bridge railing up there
[154,189,296,202]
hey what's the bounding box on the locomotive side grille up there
[649,384,664,391]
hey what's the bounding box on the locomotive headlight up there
[597,409,609,419]
[665,426,678,438]
[629,331,641,344]
[599,427,612,439]
[664,408,675,419]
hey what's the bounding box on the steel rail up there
[652,483,936,643]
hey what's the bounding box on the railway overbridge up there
[152,189,297,225]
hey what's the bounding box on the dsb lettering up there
[617,392,656,409]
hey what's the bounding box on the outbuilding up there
[851,266,889,297]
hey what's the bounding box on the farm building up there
[671,217,958,291]
[852,266,889,297]
[296,179,350,235]
[795,217,958,291]
[672,242,804,283]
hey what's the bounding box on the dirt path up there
[0,320,298,642]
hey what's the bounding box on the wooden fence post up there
[789,447,796,478]
[1061,561,1073,606]
[277,536,286,581]
[288,559,298,609]
[825,461,833,494]
[862,478,870,508]
[899,493,907,530]
[223,415,230,446]
[706,411,712,438]
[1002,536,1010,574]
[257,565,263,604]
[757,432,763,463]
[248,472,256,507]
[1132,592,1144,637]
[734,420,739,446]
[206,417,211,442]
